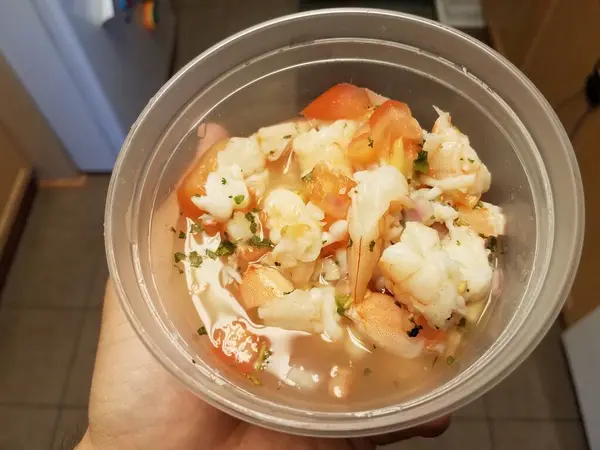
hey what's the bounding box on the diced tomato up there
[369,100,423,164]
[347,132,378,166]
[457,205,497,236]
[236,245,271,272]
[177,138,228,218]
[211,320,269,374]
[414,316,446,343]
[442,191,480,209]
[301,83,372,121]
[304,163,356,220]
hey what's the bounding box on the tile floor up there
[0,1,590,449]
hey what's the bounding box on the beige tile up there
[491,420,588,450]
[453,396,487,419]
[380,419,492,450]
[52,408,88,450]
[1,228,103,308]
[28,175,110,230]
[484,321,580,419]
[0,310,82,404]
[0,406,58,450]
[64,311,101,406]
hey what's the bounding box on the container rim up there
[105,7,584,437]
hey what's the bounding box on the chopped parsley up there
[363,368,372,376]
[274,262,281,267]
[283,290,294,295]
[413,150,429,174]
[447,355,456,365]
[190,222,203,234]
[170,226,176,233]
[407,323,423,338]
[283,134,292,139]
[174,252,187,264]
[458,317,467,327]
[486,236,498,253]
[233,195,245,205]
[173,265,184,274]
[245,374,262,385]
[221,177,227,185]
[252,207,259,213]
[301,171,313,182]
[216,240,237,256]
[245,212,258,234]
[205,250,218,260]
[468,158,475,163]
[248,235,274,248]
[456,240,461,246]
[189,251,202,268]
[254,342,273,371]
[368,136,374,148]
[335,294,352,316]
[178,231,186,239]
[197,326,208,336]
[369,240,375,252]
[347,237,353,248]
[475,200,484,209]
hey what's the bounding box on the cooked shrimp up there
[347,165,411,302]
[420,107,491,206]
[346,291,443,359]
[379,221,467,330]
[442,224,493,303]
[240,265,295,310]
[457,201,506,237]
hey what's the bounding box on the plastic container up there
[105,9,584,437]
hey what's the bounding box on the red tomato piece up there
[369,100,423,163]
[302,83,372,121]
[212,320,269,374]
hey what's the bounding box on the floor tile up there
[380,419,492,450]
[0,228,103,309]
[0,406,58,450]
[28,175,110,231]
[484,321,580,419]
[0,310,82,404]
[64,311,101,406]
[52,408,88,450]
[453,396,487,419]
[491,420,588,450]
[87,255,108,309]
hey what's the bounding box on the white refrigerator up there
[0,0,175,172]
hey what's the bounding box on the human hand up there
[75,281,448,450]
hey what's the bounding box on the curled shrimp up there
[347,165,411,302]
[420,107,491,207]
[346,291,445,359]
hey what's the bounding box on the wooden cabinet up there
[484,0,600,327]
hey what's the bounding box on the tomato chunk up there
[369,100,423,164]
[177,138,228,218]
[304,163,356,220]
[212,320,269,374]
[302,83,372,121]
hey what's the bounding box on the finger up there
[367,416,450,445]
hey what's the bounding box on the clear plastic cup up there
[105,9,584,437]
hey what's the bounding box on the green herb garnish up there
[335,294,352,316]
[468,158,475,163]
[368,136,374,148]
[248,235,274,248]
[215,240,237,256]
[413,150,429,174]
[197,326,208,336]
[189,251,202,268]
[190,222,203,234]
[347,237,353,248]
[274,262,281,267]
[475,201,484,209]
[254,342,273,371]
[406,324,423,338]
[221,177,227,185]
[205,250,218,260]
[233,195,245,205]
[178,231,186,239]
[174,252,187,263]
[369,240,375,252]
[301,171,313,182]
[245,212,258,234]
[170,226,176,233]
[447,356,456,365]
[283,134,292,139]
[363,368,372,376]
[456,240,461,246]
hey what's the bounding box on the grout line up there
[47,309,90,449]
[0,401,61,409]
[1,305,102,312]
